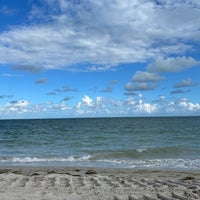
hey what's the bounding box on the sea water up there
[0,117,199,169]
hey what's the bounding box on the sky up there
[0,0,200,119]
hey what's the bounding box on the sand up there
[0,167,199,200]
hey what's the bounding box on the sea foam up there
[0,155,92,163]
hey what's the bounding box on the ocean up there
[0,117,199,170]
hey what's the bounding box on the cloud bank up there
[1,95,200,119]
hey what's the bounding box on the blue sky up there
[0,0,200,119]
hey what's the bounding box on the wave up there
[142,158,200,169]
[0,155,92,163]
[96,158,200,169]
[0,156,200,169]
[91,146,199,160]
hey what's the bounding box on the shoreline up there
[0,166,199,200]
[1,164,200,173]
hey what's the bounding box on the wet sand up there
[0,167,199,200]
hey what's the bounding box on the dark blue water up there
[0,117,199,169]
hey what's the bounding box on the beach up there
[0,117,200,199]
[0,167,199,200]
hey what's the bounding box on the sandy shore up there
[0,167,199,200]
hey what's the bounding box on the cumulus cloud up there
[0,99,69,118]
[125,82,157,91]
[174,78,198,88]
[132,71,164,82]
[1,1,200,71]
[48,102,70,111]
[1,95,200,118]
[124,96,200,115]
[125,97,136,106]
[178,98,200,112]
[81,95,93,107]
[125,56,199,93]
[8,100,29,107]
[147,57,200,73]
[76,95,105,113]
[0,100,30,116]
[135,102,159,114]
[124,97,159,114]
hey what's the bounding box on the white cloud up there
[83,95,105,108]
[147,57,200,73]
[96,96,104,105]
[1,95,200,118]
[0,1,200,71]
[9,100,29,108]
[49,102,70,111]
[1,100,30,116]
[74,95,106,116]
[124,97,159,114]
[135,102,159,114]
[124,96,200,115]
[125,97,135,106]
[132,71,164,82]
[82,95,93,107]
[177,98,200,112]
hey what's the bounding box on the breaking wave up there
[0,155,92,163]
[0,156,200,169]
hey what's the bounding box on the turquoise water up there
[0,117,199,169]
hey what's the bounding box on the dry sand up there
[0,167,199,200]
